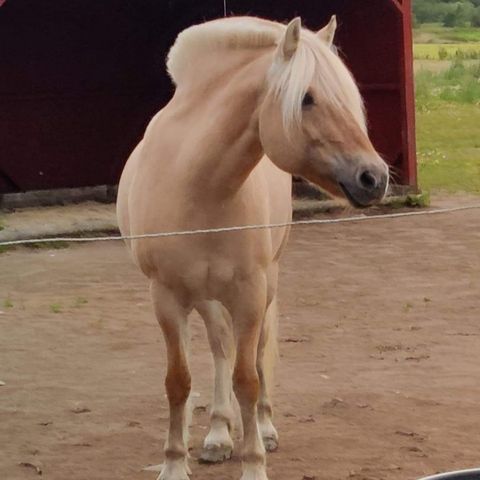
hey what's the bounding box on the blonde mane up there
[167,17,366,131]
[167,17,283,84]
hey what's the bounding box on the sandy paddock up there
[1,206,480,480]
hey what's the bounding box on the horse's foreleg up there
[230,277,268,480]
[151,281,191,480]
[257,295,279,452]
[196,300,235,463]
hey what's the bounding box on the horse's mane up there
[167,17,282,84]
[167,17,366,131]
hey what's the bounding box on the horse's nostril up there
[359,170,377,190]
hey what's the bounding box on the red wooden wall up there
[0,0,416,194]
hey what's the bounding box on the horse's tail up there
[262,296,279,394]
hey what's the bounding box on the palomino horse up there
[117,15,388,480]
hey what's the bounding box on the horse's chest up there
[138,234,272,300]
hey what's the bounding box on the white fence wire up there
[1,204,479,248]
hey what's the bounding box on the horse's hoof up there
[262,435,278,452]
[198,444,233,464]
[240,464,269,480]
[156,459,190,480]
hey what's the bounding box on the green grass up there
[50,303,63,314]
[414,43,480,59]
[416,61,480,104]
[27,241,69,250]
[0,242,68,255]
[413,23,480,194]
[415,59,480,194]
[416,104,480,194]
[414,23,480,43]
[3,298,13,309]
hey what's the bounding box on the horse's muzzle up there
[339,167,389,208]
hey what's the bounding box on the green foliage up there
[405,192,431,208]
[443,11,459,27]
[414,0,479,25]
[472,7,480,27]
[414,1,454,24]
[444,3,474,27]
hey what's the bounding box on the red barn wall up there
[0,0,416,194]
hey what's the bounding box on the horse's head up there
[259,17,389,207]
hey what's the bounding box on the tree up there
[443,11,457,27]
[472,6,480,26]
[413,0,477,25]
[442,3,471,27]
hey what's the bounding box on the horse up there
[116,15,389,480]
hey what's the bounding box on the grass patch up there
[50,303,63,314]
[26,241,70,250]
[438,27,480,44]
[405,192,431,208]
[416,102,480,193]
[0,240,69,254]
[416,60,480,105]
[414,24,480,43]
[415,60,480,194]
[414,43,480,60]
[386,192,431,208]
[3,298,13,309]
[73,297,88,308]
[413,24,480,194]
[0,245,15,255]
[414,58,479,73]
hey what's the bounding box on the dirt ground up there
[1,205,480,480]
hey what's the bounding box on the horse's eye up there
[302,92,315,108]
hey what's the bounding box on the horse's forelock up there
[267,32,366,132]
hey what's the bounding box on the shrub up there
[438,47,449,60]
[415,60,480,106]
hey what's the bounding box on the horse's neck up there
[175,50,272,198]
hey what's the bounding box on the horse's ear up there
[278,17,301,60]
[317,15,337,47]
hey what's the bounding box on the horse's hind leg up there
[196,301,235,464]
[151,280,191,480]
[257,296,279,452]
